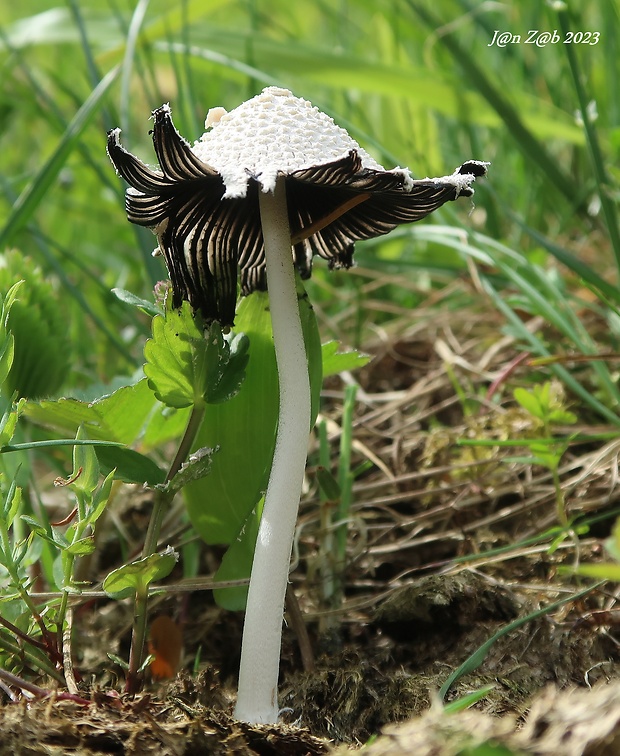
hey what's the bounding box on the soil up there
[2,295,620,754]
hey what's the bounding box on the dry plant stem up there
[126,404,205,693]
[0,668,90,705]
[142,405,206,560]
[285,585,314,672]
[62,608,79,694]
[235,177,311,724]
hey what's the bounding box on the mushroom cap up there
[192,86,407,198]
[107,87,488,326]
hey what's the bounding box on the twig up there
[0,668,90,705]
[62,608,79,695]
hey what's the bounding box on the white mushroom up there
[107,86,488,724]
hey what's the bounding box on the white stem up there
[234,177,311,724]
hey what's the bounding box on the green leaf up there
[95,445,165,485]
[158,446,217,496]
[442,684,495,714]
[103,547,178,599]
[0,400,24,449]
[604,518,620,562]
[71,427,100,497]
[202,325,249,404]
[513,387,544,420]
[316,467,341,501]
[458,743,519,756]
[439,581,604,700]
[321,341,371,377]
[184,292,278,544]
[144,303,202,409]
[1,479,22,528]
[12,536,31,569]
[21,514,68,549]
[185,283,322,546]
[213,500,262,610]
[111,287,162,317]
[144,302,249,410]
[24,378,167,447]
[1,281,25,329]
[85,470,116,528]
[65,536,95,557]
[0,252,71,399]
[0,333,15,390]
[573,563,620,581]
[547,408,578,425]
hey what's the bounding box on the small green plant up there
[573,516,620,582]
[315,382,372,634]
[511,380,578,525]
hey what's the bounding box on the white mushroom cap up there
[107,87,488,326]
[193,87,411,198]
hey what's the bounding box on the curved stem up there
[234,177,311,723]
[126,403,205,693]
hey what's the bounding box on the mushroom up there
[107,86,488,724]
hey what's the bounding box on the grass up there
[0,0,619,743]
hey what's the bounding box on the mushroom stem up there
[234,176,312,724]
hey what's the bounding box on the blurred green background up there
[1,1,618,400]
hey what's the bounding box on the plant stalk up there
[234,177,311,724]
[126,403,205,693]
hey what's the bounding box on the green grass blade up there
[406,0,583,210]
[481,276,620,425]
[120,0,151,134]
[439,580,605,700]
[0,64,120,250]
[557,7,620,280]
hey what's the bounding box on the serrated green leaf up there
[103,547,178,599]
[202,325,250,404]
[185,282,321,546]
[24,378,162,446]
[159,446,217,496]
[184,292,277,544]
[321,341,371,378]
[156,307,199,401]
[144,302,249,409]
[144,305,201,408]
